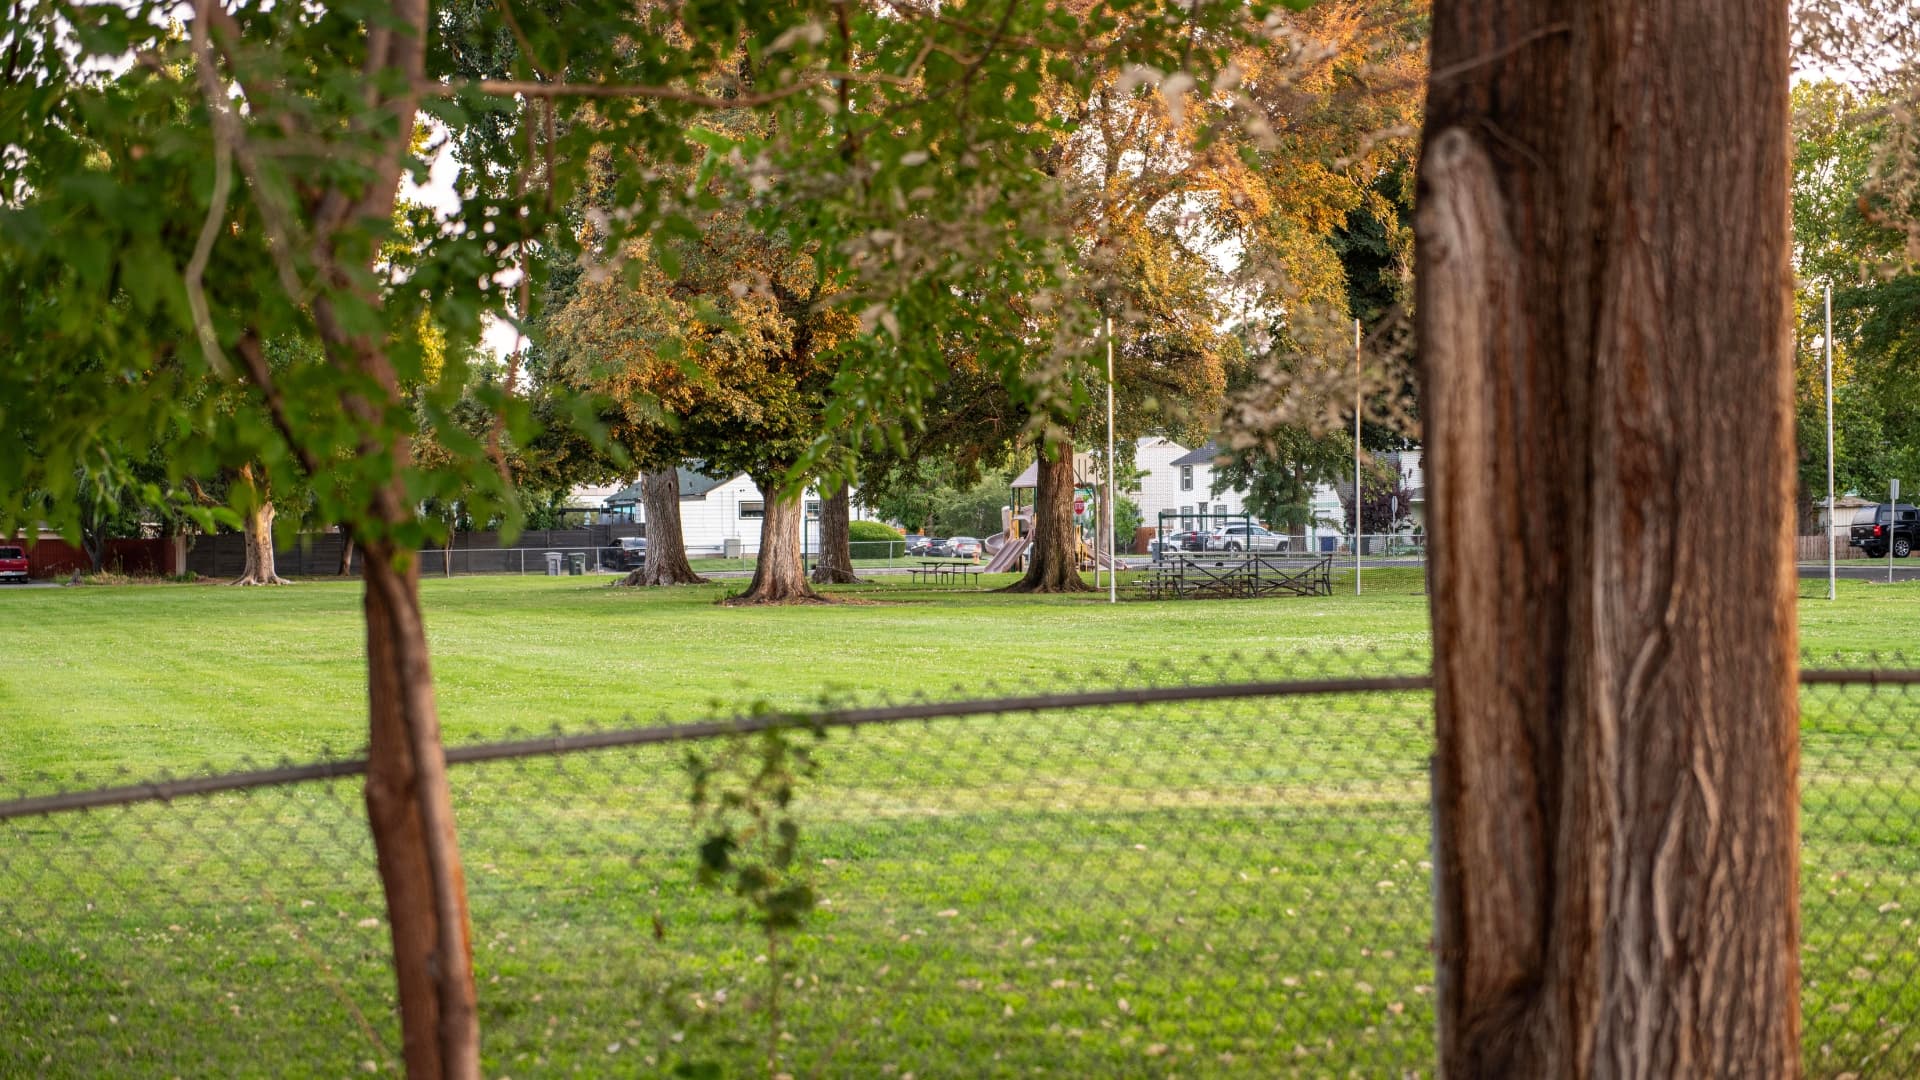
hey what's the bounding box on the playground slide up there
[983,534,1028,573]
[1075,538,1125,572]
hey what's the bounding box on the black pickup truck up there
[1849,502,1919,559]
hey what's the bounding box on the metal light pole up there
[1825,282,1836,601]
[1106,315,1118,604]
[1354,317,1362,595]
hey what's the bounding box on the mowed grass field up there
[3,571,1920,1077]
[0,568,1445,779]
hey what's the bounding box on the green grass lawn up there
[3,572,1920,1077]
[0,568,1443,779]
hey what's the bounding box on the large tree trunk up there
[360,537,478,1078]
[731,476,825,604]
[1417,3,1799,1075]
[809,484,862,585]
[233,499,288,585]
[622,468,707,586]
[232,464,288,585]
[1002,442,1089,593]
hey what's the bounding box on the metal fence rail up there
[3,658,1917,1077]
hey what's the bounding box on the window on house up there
[805,501,821,519]
[739,500,765,520]
[1215,503,1228,518]
[1180,505,1193,530]
[1179,465,1194,491]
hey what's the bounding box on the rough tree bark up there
[232,465,288,585]
[234,501,288,584]
[809,484,862,585]
[622,468,707,586]
[1416,2,1800,1075]
[358,532,477,1079]
[1002,442,1089,593]
[731,475,825,604]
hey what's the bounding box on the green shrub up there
[847,520,902,542]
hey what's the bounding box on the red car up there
[0,544,28,583]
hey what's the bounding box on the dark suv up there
[604,536,648,570]
[1850,502,1918,559]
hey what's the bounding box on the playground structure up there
[986,458,1128,575]
[983,506,1125,575]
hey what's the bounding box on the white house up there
[562,481,628,524]
[1138,439,1427,549]
[1135,440,1250,531]
[602,469,877,556]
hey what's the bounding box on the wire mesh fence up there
[3,653,1918,1077]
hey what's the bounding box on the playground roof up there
[1010,452,1099,489]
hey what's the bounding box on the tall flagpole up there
[1107,315,1118,605]
[1826,282,1836,601]
[1354,317,1362,595]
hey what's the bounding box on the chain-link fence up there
[3,654,1917,1077]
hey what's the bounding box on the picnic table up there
[910,560,984,587]
[1138,553,1332,600]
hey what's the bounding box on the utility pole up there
[1106,315,1118,604]
[1825,282,1836,601]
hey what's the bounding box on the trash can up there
[1319,535,1337,554]
[568,552,585,575]
[544,551,563,576]
[723,537,742,559]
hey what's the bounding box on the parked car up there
[604,536,648,570]
[1166,529,1206,552]
[1850,502,1919,558]
[0,544,27,583]
[902,534,930,556]
[922,537,954,558]
[949,536,982,559]
[1205,524,1287,553]
[1148,534,1187,558]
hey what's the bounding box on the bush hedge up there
[848,520,903,542]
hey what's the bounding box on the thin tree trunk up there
[1417,3,1799,1074]
[360,537,478,1078]
[1002,442,1089,593]
[339,534,356,576]
[732,476,825,604]
[810,484,862,584]
[622,468,707,586]
[205,1,477,1073]
[80,523,105,574]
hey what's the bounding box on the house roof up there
[564,482,627,508]
[604,467,737,506]
[1167,443,1222,467]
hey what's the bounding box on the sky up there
[399,130,529,362]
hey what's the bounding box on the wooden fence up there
[183,525,645,579]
